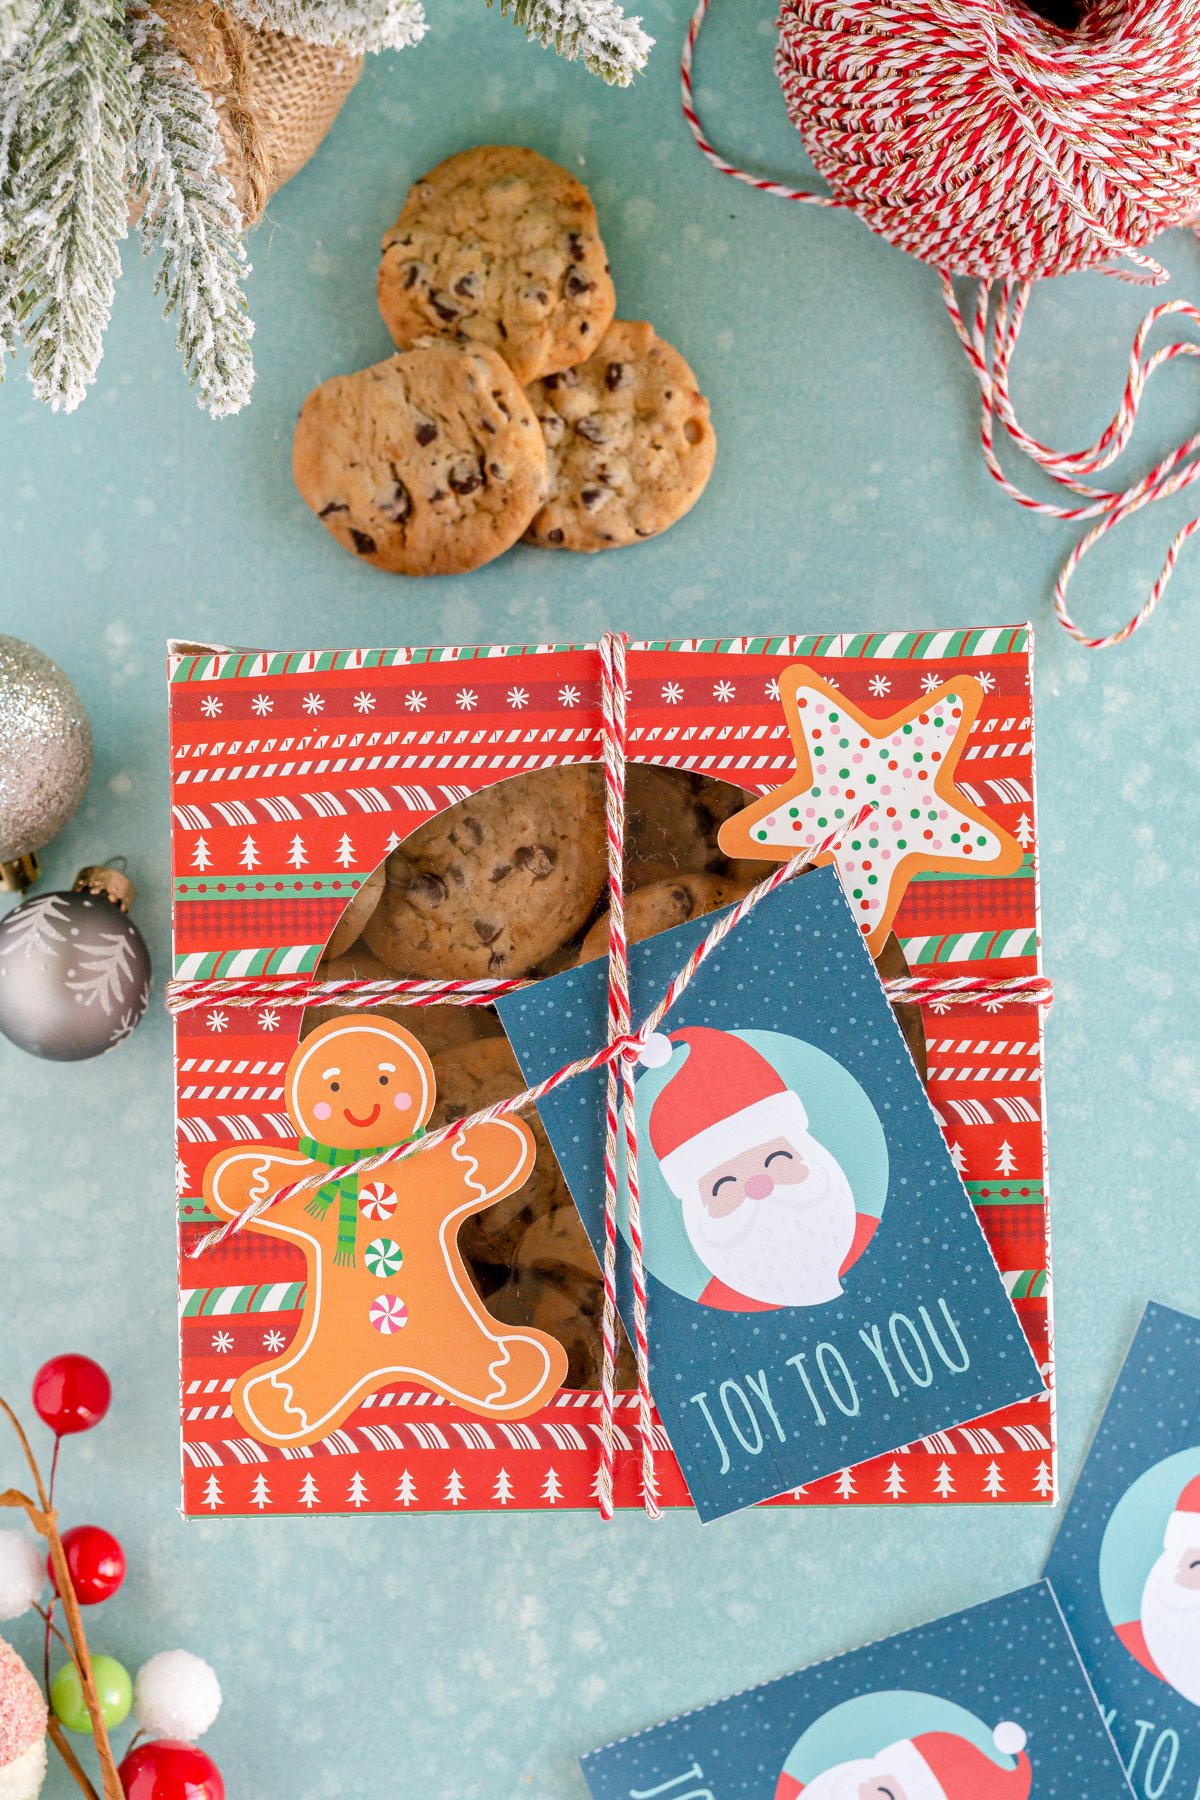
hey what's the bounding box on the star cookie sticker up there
[718,665,1022,954]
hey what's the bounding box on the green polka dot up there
[868,838,878,848]
[789,807,799,818]
[867,875,877,886]
[913,753,923,763]
[951,833,961,844]
[829,713,839,725]
[897,838,907,849]
[839,738,849,749]
[810,786,821,798]
[902,723,912,735]
[910,808,920,819]
[927,811,939,821]
[839,768,850,780]
[866,774,877,785]
[977,834,989,846]
[756,830,767,841]
[834,808,844,819]
[817,817,827,828]
[852,889,863,900]
[933,716,944,727]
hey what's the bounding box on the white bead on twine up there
[681,0,1200,649]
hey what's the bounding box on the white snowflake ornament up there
[0,1532,44,1620]
[134,1650,222,1741]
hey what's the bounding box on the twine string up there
[680,0,1200,649]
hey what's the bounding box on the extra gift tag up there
[580,1582,1133,1800]
[1045,1302,1200,1795]
[497,867,1043,1521]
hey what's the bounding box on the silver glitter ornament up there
[0,635,93,890]
[0,865,151,1060]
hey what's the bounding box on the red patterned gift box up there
[168,626,1052,1516]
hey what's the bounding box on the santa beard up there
[1141,1549,1200,1705]
[799,1751,939,1800]
[683,1133,856,1307]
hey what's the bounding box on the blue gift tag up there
[497,867,1042,1521]
[580,1583,1133,1799]
[1046,1302,1200,1796]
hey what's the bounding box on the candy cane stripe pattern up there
[364,1238,403,1277]
[358,1183,397,1221]
[369,1294,408,1334]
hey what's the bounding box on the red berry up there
[32,1354,111,1436]
[119,1740,225,1800]
[50,1525,125,1606]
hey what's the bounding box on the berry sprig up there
[0,1354,224,1799]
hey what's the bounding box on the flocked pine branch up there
[225,0,427,55]
[9,0,134,410]
[0,0,33,58]
[129,8,254,415]
[0,51,23,373]
[489,0,652,85]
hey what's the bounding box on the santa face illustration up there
[776,1715,1031,1800]
[641,1026,868,1310]
[1139,1496,1200,1704]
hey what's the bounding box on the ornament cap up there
[0,852,41,893]
[73,864,136,912]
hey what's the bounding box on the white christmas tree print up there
[347,1471,369,1509]
[201,1474,223,1510]
[884,1462,906,1499]
[541,1468,562,1505]
[1033,1461,1054,1498]
[834,1467,856,1500]
[983,1460,1005,1498]
[996,1141,1018,1177]
[335,833,355,869]
[0,894,70,961]
[396,1470,417,1508]
[298,1472,320,1509]
[250,1473,271,1510]
[444,1469,465,1507]
[1015,812,1034,849]
[239,834,260,871]
[191,836,212,871]
[493,1469,514,1506]
[66,927,138,1014]
[287,834,308,870]
[949,1141,968,1175]
[933,1461,955,1498]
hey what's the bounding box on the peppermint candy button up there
[358,1182,396,1221]
[364,1237,403,1277]
[369,1295,408,1334]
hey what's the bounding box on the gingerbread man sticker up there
[203,1014,568,1449]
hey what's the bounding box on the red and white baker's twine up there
[166,633,1054,1516]
[681,0,1200,650]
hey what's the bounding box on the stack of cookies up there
[303,764,930,1393]
[293,146,717,577]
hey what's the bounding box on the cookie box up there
[168,629,1052,1516]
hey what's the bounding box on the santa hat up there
[777,1722,1030,1800]
[1163,1474,1200,1556]
[639,1027,809,1202]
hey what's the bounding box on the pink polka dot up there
[393,1090,413,1110]
[312,1100,332,1121]
[852,753,863,765]
[844,861,856,874]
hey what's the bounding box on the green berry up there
[52,1657,132,1733]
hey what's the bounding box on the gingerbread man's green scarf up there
[298,1131,424,1266]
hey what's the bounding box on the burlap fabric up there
[156,1,362,224]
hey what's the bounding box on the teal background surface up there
[1,0,1199,1791]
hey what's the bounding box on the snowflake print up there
[302,692,324,715]
[354,691,376,714]
[208,1010,229,1033]
[263,1329,286,1353]
[765,678,780,702]
[456,689,478,711]
[661,681,684,705]
[405,691,427,713]
[920,672,943,695]
[200,695,222,718]
[507,687,530,710]
[558,685,581,708]
[713,680,736,703]
[976,670,996,693]
[251,693,273,716]
[259,1008,280,1031]
[869,675,892,697]
[212,1330,234,1354]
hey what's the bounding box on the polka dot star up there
[718,665,1022,954]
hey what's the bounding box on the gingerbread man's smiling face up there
[287,1015,436,1148]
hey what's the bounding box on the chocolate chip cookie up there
[579,872,756,964]
[378,146,616,386]
[525,319,716,552]
[292,342,548,577]
[363,765,606,978]
[323,865,385,960]
[625,762,756,887]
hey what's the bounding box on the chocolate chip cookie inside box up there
[169,630,1052,1517]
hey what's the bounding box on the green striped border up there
[1003,1269,1049,1300]
[912,854,1036,883]
[181,1281,306,1318]
[169,626,1029,682]
[899,927,1038,965]
[179,1198,220,1225]
[172,943,323,978]
[967,1180,1046,1206]
[175,872,370,901]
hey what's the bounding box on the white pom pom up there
[134,1651,222,1742]
[0,1533,44,1622]
[993,1721,1027,1758]
[637,1032,673,1069]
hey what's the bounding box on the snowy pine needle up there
[131,10,253,416]
[489,0,652,85]
[10,0,134,410]
[0,0,33,58]
[226,0,427,55]
[0,54,23,373]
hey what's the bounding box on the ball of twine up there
[682,0,1200,648]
